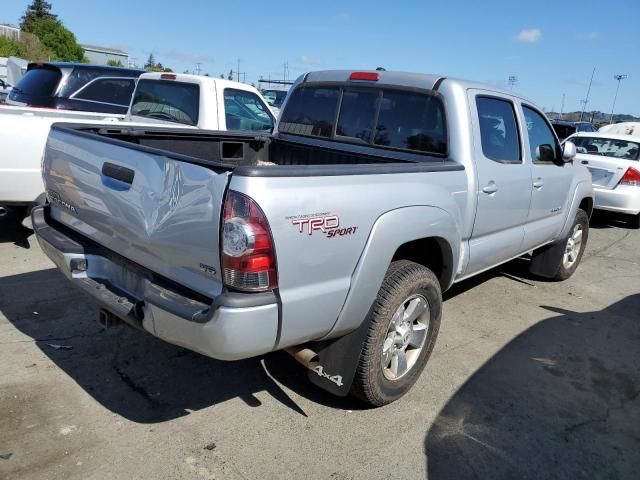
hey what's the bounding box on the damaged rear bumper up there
[32,205,279,361]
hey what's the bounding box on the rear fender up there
[303,206,459,396]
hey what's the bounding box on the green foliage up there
[29,16,86,62]
[0,31,52,61]
[144,53,156,69]
[20,0,57,33]
[0,36,21,57]
[107,59,124,67]
[144,53,172,72]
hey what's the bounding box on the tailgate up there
[43,126,231,298]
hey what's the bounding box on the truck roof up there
[300,69,534,103]
[138,72,262,92]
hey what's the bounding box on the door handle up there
[581,160,589,165]
[481,181,498,194]
[533,178,544,189]
[102,162,135,185]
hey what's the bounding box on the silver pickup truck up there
[33,70,594,406]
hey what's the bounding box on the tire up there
[628,213,640,230]
[351,260,442,407]
[530,208,589,281]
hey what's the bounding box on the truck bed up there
[55,123,460,173]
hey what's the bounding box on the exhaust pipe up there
[0,206,7,217]
[285,346,319,370]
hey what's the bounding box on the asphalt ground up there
[1,210,638,479]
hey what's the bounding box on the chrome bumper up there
[32,206,279,361]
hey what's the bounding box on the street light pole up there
[609,74,627,124]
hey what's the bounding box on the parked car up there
[261,88,289,116]
[550,120,577,141]
[574,121,598,133]
[0,78,11,102]
[599,122,640,137]
[567,132,640,228]
[550,120,598,141]
[33,70,593,406]
[0,72,274,218]
[6,62,145,114]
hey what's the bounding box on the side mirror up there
[536,144,556,163]
[562,141,576,162]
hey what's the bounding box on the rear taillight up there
[222,190,277,292]
[619,167,640,186]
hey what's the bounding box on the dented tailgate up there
[43,126,230,299]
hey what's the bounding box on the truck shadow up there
[424,294,640,480]
[589,210,637,230]
[0,211,32,249]
[0,268,329,422]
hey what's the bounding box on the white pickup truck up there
[0,73,274,218]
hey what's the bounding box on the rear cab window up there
[12,66,62,97]
[279,85,447,156]
[130,79,199,126]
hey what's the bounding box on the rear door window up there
[130,79,199,126]
[476,97,521,163]
[12,67,61,96]
[223,88,273,132]
[73,78,136,106]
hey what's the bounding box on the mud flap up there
[304,309,373,397]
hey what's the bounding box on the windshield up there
[262,89,288,108]
[130,79,199,126]
[571,136,640,160]
[12,66,61,97]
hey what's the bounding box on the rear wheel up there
[351,260,441,407]
[629,213,640,230]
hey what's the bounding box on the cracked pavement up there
[1,211,639,479]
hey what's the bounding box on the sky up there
[3,0,639,115]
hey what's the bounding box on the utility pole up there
[560,93,565,120]
[579,67,596,123]
[507,75,518,90]
[195,62,201,75]
[237,58,240,82]
[609,74,627,124]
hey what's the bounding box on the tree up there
[107,59,123,67]
[228,69,233,81]
[20,0,57,33]
[144,53,156,69]
[29,16,86,62]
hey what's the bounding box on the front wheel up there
[351,260,442,406]
[530,208,589,281]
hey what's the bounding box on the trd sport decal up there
[286,212,358,238]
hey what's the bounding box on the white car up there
[567,132,640,228]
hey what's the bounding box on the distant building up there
[0,24,21,41]
[82,44,129,66]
